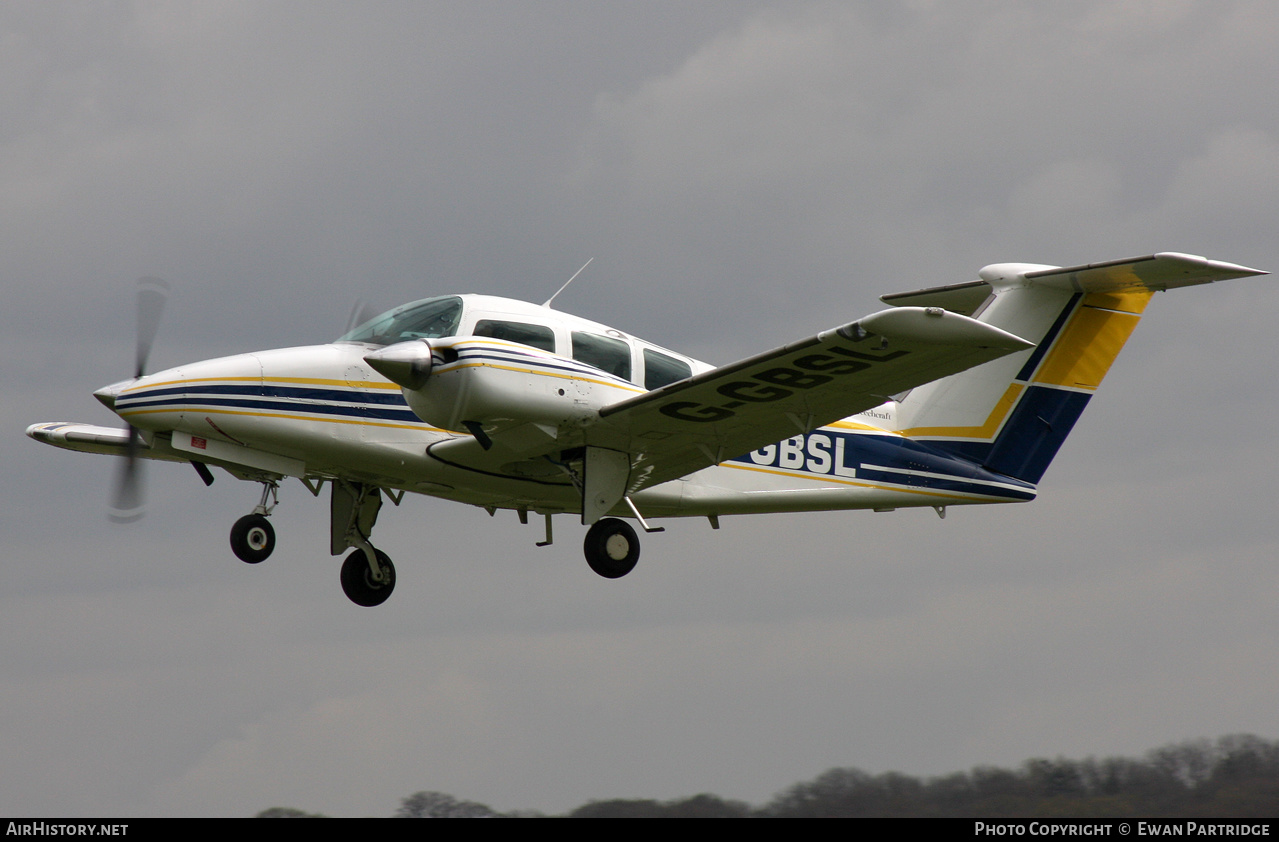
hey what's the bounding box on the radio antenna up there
[542,258,593,309]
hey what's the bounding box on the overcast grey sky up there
[5,1,1278,817]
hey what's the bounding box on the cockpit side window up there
[643,348,692,390]
[474,319,556,353]
[337,296,463,347]
[571,332,632,381]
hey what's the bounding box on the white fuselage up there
[106,294,1032,521]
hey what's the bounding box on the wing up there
[583,306,1032,493]
[26,423,166,458]
[26,422,300,480]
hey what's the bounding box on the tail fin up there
[885,253,1265,484]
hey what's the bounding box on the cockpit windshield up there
[336,296,463,347]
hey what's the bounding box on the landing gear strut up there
[584,517,639,579]
[230,480,279,563]
[331,481,396,606]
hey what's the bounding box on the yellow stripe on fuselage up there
[122,375,404,393]
[118,405,445,433]
[897,382,1025,440]
[827,419,895,433]
[719,461,1003,502]
[437,360,646,394]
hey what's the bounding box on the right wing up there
[583,306,1034,492]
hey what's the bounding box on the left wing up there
[26,422,167,458]
[26,422,300,479]
[584,306,1032,493]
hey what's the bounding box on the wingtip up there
[1152,252,1267,277]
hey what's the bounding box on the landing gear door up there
[581,446,630,526]
[330,481,383,556]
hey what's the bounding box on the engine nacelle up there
[366,337,627,433]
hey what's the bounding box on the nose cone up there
[94,379,134,411]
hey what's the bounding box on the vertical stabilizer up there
[882,253,1264,484]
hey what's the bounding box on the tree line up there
[257,733,1279,817]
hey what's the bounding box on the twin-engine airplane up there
[28,253,1264,606]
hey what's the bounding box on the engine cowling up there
[365,338,616,433]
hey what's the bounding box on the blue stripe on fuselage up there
[115,383,423,423]
[727,428,1036,500]
[121,383,410,405]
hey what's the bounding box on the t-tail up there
[883,253,1265,485]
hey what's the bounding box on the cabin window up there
[337,296,462,347]
[571,332,631,380]
[474,319,556,353]
[643,348,692,390]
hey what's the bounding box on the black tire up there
[584,518,640,579]
[230,514,275,564]
[340,549,396,607]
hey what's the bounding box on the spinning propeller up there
[108,277,169,523]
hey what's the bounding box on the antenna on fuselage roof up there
[542,258,593,309]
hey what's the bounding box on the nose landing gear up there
[230,513,275,563]
[230,480,279,563]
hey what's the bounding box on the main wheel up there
[584,518,640,579]
[230,514,275,564]
[340,549,397,607]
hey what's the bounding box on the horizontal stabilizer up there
[882,252,1266,312]
[1012,252,1265,292]
[879,280,992,315]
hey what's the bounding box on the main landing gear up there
[340,548,396,607]
[583,518,640,579]
[331,480,395,607]
[525,503,658,580]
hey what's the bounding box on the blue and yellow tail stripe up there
[906,289,1153,484]
[1031,290,1150,391]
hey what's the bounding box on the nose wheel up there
[340,548,396,606]
[584,518,640,579]
[229,479,279,563]
[230,513,276,563]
